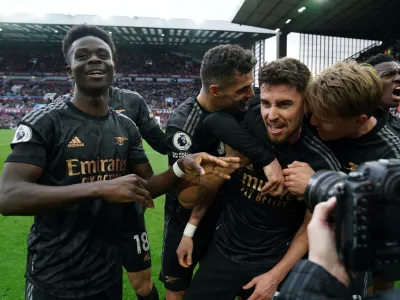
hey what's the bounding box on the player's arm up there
[135,93,167,155]
[243,209,311,299]
[0,127,150,216]
[268,209,311,281]
[204,110,284,195]
[129,124,238,200]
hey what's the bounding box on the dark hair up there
[258,58,311,95]
[365,53,395,66]
[200,44,256,90]
[62,24,117,65]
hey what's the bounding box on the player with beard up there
[365,54,400,132]
[0,24,239,300]
[55,57,166,300]
[161,45,284,300]
[184,58,341,300]
[287,60,400,297]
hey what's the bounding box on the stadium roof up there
[232,0,400,40]
[0,13,275,47]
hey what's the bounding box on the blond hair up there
[306,60,382,119]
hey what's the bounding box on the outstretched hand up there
[178,152,241,180]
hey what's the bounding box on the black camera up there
[305,159,400,279]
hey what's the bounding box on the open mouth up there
[267,124,285,134]
[392,86,400,101]
[86,70,106,78]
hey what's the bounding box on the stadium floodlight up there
[275,28,280,32]
[298,7,306,13]
[285,19,291,24]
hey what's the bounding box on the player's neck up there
[197,89,218,112]
[287,127,302,145]
[350,117,377,139]
[71,88,110,117]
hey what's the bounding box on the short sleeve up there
[135,96,167,154]
[5,126,47,168]
[127,120,149,167]
[135,93,160,134]
[165,125,192,165]
[5,105,56,168]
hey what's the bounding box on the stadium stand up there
[0,45,202,129]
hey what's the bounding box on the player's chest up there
[234,167,298,209]
[53,121,131,164]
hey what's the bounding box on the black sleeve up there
[126,120,149,167]
[5,121,52,169]
[165,125,192,166]
[141,125,167,155]
[6,140,47,169]
[277,260,354,300]
[135,93,167,154]
[203,110,276,167]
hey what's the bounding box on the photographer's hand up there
[308,197,350,286]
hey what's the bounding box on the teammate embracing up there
[0,24,238,300]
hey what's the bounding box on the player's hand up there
[308,197,350,286]
[225,144,251,168]
[99,175,154,208]
[282,161,315,198]
[243,271,280,300]
[176,235,194,268]
[260,158,284,196]
[178,153,240,180]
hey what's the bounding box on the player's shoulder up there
[22,101,67,128]
[301,121,341,171]
[53,93,73,104]
[112,108,140,131]
[110,86,144,103]
[167,97,197,130]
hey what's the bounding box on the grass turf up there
[0,128,399,299]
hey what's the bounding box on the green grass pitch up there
[0,129,398,299]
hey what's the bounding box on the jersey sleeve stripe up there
[379,126,400,158]
[303,133,341,171]
[23,102,66,125]
[307,132,341,170]
[187,104,202,136]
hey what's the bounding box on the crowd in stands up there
[0,45,200,77]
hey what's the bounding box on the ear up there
[209,84,221,97]
[355,114,368,127]
[66,66,73,80]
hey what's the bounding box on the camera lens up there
[305,170,347,212]
[383,173,400,202]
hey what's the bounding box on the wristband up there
[173,161,185,178]
[183,223,197,238]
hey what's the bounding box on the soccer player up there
[365,54,400,134]
[184,58,341,300]
[55,61,166,300]
[160,44,283,300]
[0,24,238,300]
[288,60,400,297]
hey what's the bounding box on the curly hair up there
[62,24,117,65]
[365,53,395,66]
[258,58,311,95]
[306,60,382,119]
[200,44,256,91]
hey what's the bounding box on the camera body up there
[305,159,400,278]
